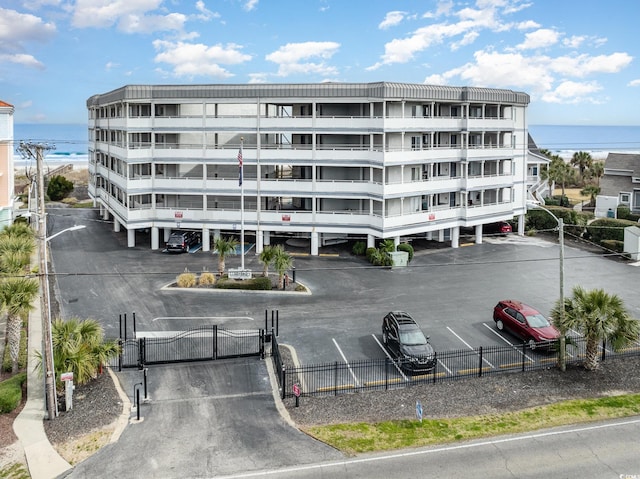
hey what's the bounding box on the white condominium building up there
[87,82,533,255]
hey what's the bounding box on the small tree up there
[212,236,239,275]
[47,317,120,388]
[258,245,277,277]
[0,277,39,373]
[551,286,640,371]
[47,175,74,201]
[272,245,293,289]
[580,184,600,207]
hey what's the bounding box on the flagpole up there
[239,137,245,271]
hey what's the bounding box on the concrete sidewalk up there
[12,294,72,479]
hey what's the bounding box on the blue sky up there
[2,0,639,126]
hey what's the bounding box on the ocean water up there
[11,123,640,165]
[529,124,640,161]
[13,123,88,166]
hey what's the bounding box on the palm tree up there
[0,277,39,373]
[212,236,239,275]
[272,245,293,289]
[580,184,600,207]
[545,155,575,206]
[258,245,277,277]
[570,151,593,184]
[0,234,35,274]
[551,286,640,370]
[48,317,120,388]
[589,161,605,187]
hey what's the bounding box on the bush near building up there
[47,175,74,201]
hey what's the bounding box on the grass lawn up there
[304,393,640,455]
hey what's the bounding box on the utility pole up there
[18,141,58,419]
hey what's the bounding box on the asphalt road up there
[46,207,640,478]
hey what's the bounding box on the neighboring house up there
[526,133,551,203]
[599,153,640,215]
[87,82,533,256]
[0,100,15,231]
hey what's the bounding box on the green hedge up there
[0,373,26,413]
[351,241,366,256]
[526,207,592,238]
[617,206,640,222]
[585,218,637,243]
[600,239,625,253]
[215,276,272,290]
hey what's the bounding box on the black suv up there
[166,231,200,253]
[382,311,436,373]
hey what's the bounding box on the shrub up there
[352,241,366,256]
[0,373,26,413]
[397,242,414,262]
[600,239,625,253]
[47,175,74,201]
[586,218,636,243]
[199,272,216,286]
[216,276,272,290]
[365,247,377,262]
[617,206,640,222]
[176,272,196,288]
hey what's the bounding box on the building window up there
[620,192,630,204]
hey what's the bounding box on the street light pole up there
[528,202,566,372]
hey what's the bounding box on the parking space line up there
[482,323,536,362]
[332,338,361,386]
[446,326,495,369]
[371,334,408,381]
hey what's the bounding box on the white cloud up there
[243,0,258,12]
[547,52,632,78]
[266,41,340,77]
[451,31,479,51]
[379,11,407,30]
[541,80,603,104]
[153,40,251,78]
[516,28,559,50]
[515,20,540,30]
[105,61,119,71]
[72,0,187,33]
[194,1,219,21]
[563,35,586,49]
[0,8,56,53]
[0,53,45,70]
[628,79,640,87]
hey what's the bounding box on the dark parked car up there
[493,300,560,349]
[382,311,436,373]
[166,231,200,253]
[485,221,512,235]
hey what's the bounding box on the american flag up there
[238,145,243,187]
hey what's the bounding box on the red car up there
[485,221,512,235]
[493,300,560,349]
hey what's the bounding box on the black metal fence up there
[274,335,640,399]
[111,326,265,370]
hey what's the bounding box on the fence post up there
[280,365,286,399]
[260,329,265,359]
[334,361,338,396]
[432,352,438,383]
[478,346,483,377]
[138,337,145,369]
[124,313,127,341]
[213,325,217,360]
[119,314,122,341]
[522,343,526,372]
[601,338,606,362]
[385,358,389,390]
[133,311,137,339]
[118,339,122,372]
[276,310,279,337]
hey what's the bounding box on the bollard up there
[136,388,140,421]
[143,368,149,400]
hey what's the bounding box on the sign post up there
[61,372,74,412]
[293,383,301,408]
[416,400,423,422]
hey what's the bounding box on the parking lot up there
[49,208,640,373]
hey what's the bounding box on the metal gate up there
[114,326,265,369]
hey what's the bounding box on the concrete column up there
[394,236,400,248]
[127,228,136,248]
[202,227,210,252]
[263,230,271,247]
[151,227,159,250]
[113,219,120,233]
[213,229,221,241]
[451,226,460,248]
[256,229,264,254]
[426,231,433,241]
[310,231,319,256]
[367,234,375,249]
[438,229,445,243]
[103,208,109,221]
[475,225,483,244]
[517,214,525,236]
[164,227,172,242]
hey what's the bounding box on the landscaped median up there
[302,393,640,455]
